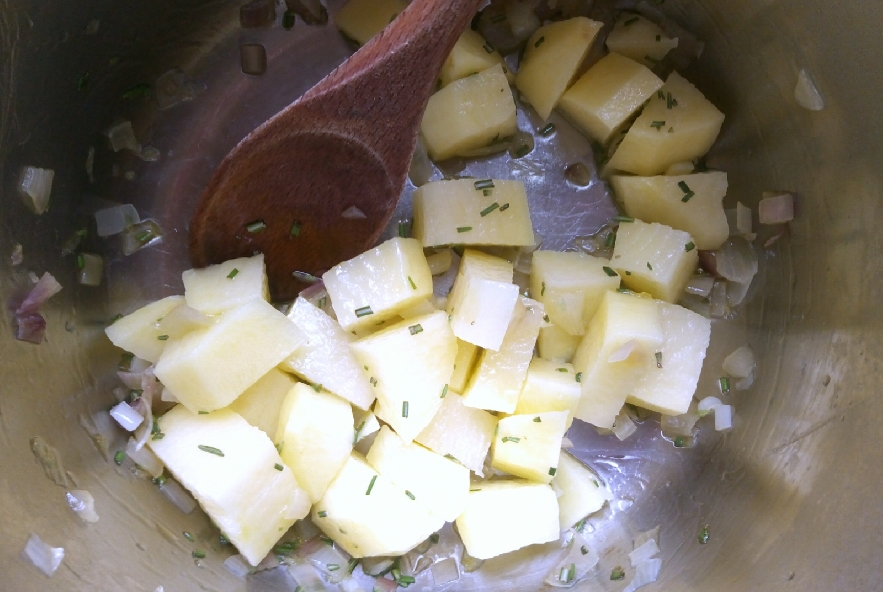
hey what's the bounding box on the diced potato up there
[611,172,729,250]
[491,411,568,483]
[449,339,480,393]
[462,298,544,413]
[440,29,513,87]
[349,311,456,443]
[155,299,306,413]
[606,13,678,68]
[275,383,354,503]
[312,454,445,558]
[228,369,296,440]
[553,451,612,530]
[366,426,470,522]
[426,249,453,276]
[537,325,581,363]
[455,480,559,560]
[415,392,497,474]
[530,251,621,336]
[515,17,604,119]
[354,408,381,444]
[626,301,711,415]
[558,53,664,144]
[323,237,433,331]
[156,303,215,340]
[607,72,725,176]
[515,358,581,427]
[149,407,310,566]
[334,0,407,46]
[572,291,663,428]
[398,298,436,319]
[446,249,518,350]
[105,296,184,363]
[182,254,268,315]
[611,219,699,302]
[281,297,374,410]
[413,179,534,248]
[421,64,517,161]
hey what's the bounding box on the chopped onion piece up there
[715,404,733,431]
[307,541,349,583]
[684,275,714,297]
[224,554,253,577]
[340,578,367,592]
[409,137,435,187]
[608,339,638,363]
[794,69,825,111]
[372,577,398,592]
[735,373,755,391]
[633,526,660,549]
[106,121,141,153]
[360,556,395,577]
[77,254,104,286]
[735,202,754,239]
[661,412,699,437]
[623,557,662,592]
[427,250,453,276]
[708,281,728,319]
[628,539,660,566]
[66,490,99,523]
[110,402,144,431]
[697,396,722,416]
[722,345,756,378]
[759,192,794,225]
[506,0,541,40]
[158,304,215,338]
[18,166,55,214]
[95,204,140,236]
[611,411,637,441]
[544,532,599,588]
[22,533,64,576]
[286,560,326,592]
[715,237,758,284]
[159,478,197,513]
[11,243,23,266]
[294,517,322,541]
[122,220,163,255]
[126,437,164,477]
[14,272,62,343]
[341,205,367,220]
[726,279,752,307]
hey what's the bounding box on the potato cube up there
[611,219,699,302]
[626,301,711,415]
[491,411,568,483]
[455,480,559,560]
[275,383,354,503]
[349,311,456,442]
[515,17,604,119]
[558,53,664,144]
[149,406,310,566]
[440,29,513,87]
[334,0,407,45]
[530,251,621,336]
[367,426,470,521]
[572,291,663,428]
[606,13,678,68]
[323,237,433,331]
[515,358,581,427]
[537,325,581,363]
[281,297,375,410]
[105,295,184,363]
[312,454,445,558]
[414,392,497,474]
[421,64,516,161]
[607,72,725,176]
[553,452,612,530]
[612,171,729,250]
[462,298,544,413]
[182,254,268,315]
[155,299,306,413]
[413,179,534,248]
[228,369,295,440]
[450,339,480,393]
[446,249,517,350]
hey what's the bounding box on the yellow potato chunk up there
[605,13,678,68]
[440,29,513,87]
[334,0,407,45]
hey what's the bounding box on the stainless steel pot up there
[2,0,881,590]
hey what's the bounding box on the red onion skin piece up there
[16,272,62,316]
[698,250,722,278]
[15,312,46,344]
[373,576,398,592]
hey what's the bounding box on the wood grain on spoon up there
[190,0,484,301]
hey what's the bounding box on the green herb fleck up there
[650,120,666,130]
[699,525,710,544]
[122,83,150,100]
[611,566,625,580]
[605,232,616,248]
[398,221,410,238]
[685,242,696,252]
[647,262,653,270]
[602,266,618,277]
[720,377,731,394]
[540,123,556,136]
[457,226,473,233]
[290,221,302,236]
[366,475,377,495]
[405,490,416,500]
[402,401,409,418]
[534,36,545,47]
[183,531,194,542]
[483,43,495,54]
[157,335,169,341]
[408,324,423,335]
[576,372,582,383]
[311,383,322,392]
[501,436,521,443]
[656,351,663,368]
[499,203,510,212]
[490,14,506,23]
[556,367,568,373]
[227,268,239,279]
[480,202,500,217]
[370,376,378,387]
[440,384,448,398]
[541,281,546,296]
[581,545,589,555]
[549,467,557,476]
[274,463,284,471]
[192,549,206,559]
[474,179,494,190]
[430,533,440,544]
[407,275,417,290]
[355,305,374,318]
[114,450,125,465]
[318,510,328,517]
[613,215,634,223]
[534,416,542,422]
[674,436,686,448]
[282,10,295,29]
[197,445,224,457]
[219,534,229,545]
[245,220,266,233]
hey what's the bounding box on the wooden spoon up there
[189,0,484,301]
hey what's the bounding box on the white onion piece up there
[561,437,574,449]
[544,532,599,588]
[735,372,755,391]
[159,478,197,514]
[431,558,460,586]
[427,249,453,276]
[697,397,722,416]
[22,533,64,576]
[722,345,756,378]
[708,281,728,318]
[794,69,825,111]
[256,552,280,571]
[307,541,349,583]
[715,405,733,431]
[158,304,215,338]
[125,437,163,478]
[506,0,541,40]
[139,146,161,161]
[110,402,144,431]
[11,243,23,266]
[628,539,660,566]
[759,192,794,225]
[608,339,638,363]
[623,557,662,592]
[18,166,55,214]
[286,560,326,592]
[18,272,63,316]
[684,275,714,297]
[726,279,752,306]
[408,137,434,187]
[372,577,398,592]
[611,411,637,441]
[77,254,104,286]
[360,556,395,577]
[661,412,699,437]
[736,202,755,239]
[94,204,140,236]
[106,120,140,153]
[340,577,367,592]
[633,526,660,550]
[66,490,99,523]
[341,205,367,220]
[224,554,253,577]
[715,237,758,284]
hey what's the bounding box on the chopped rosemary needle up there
[311,383,322,392]
[605,232,616,248]
[575,372,582,383]
[405,490,416,500]
[720,376,731,394]
[318,510,328,517]
[470,488,481,492]
[183,531,194,542]
[290,221,302,236]
[543,314,550,323]
[499,203,510,212]
[430,533,440,544]
[354,305,374,318]
[366,475,377,495]
[490,13,506,22]
[681,190,695,202]
[76,254,85,269]
[483,188,493,196]
[534,36,545,47]
[480,202,500,217]
[533,416,542,423]
[647,262,653,270]
[650,120,666,130]
[602,266,618,277]
[613,215,634,223]
[656,351,663,368]
[157,334,169,341]
[227,268,239,279]
[541,281,546,296]
[556,367,568,372]
[440,384,448,398]
[276,441,284,453]
[581,545,589,555]
[327,563,340,572]
[114,450,125,465]
[548,467,557,476]
[474,178,494,190]
[658,90,665,99]
[370,376,378,387]
[408,324,423,335]
[274,463,284,471]
[501,436,521,443]
[698,525,710,544]
[457,226,473,233]
[685,241,696,252]
[402,401,409,418]
[407,275,417,290]
[192,549,206,559]
[245,220,266,233]
[197,444,224,457]
[540,123,556,136]
[611,566,625,580]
